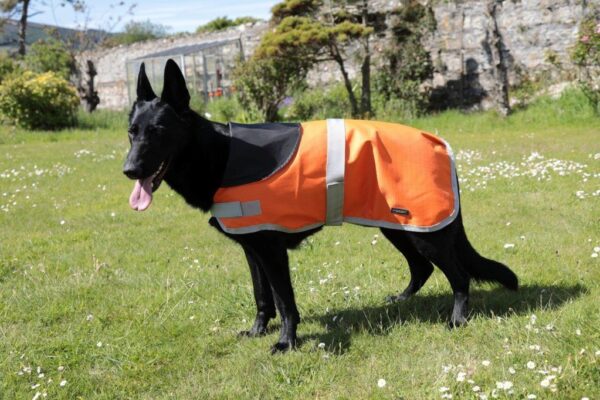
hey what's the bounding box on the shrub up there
[189,95,207,116]
[372,93,427,122]
[189,95,261,123]
[285,83,351,121]
[234,56,306,122]
[205,96,245,123]
[0,71,80,130]
[571,11,600,114]
[25,38,75,80]
[0,54,21,84]
[375,0,434,118]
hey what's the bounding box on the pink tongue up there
[129,177,153,211]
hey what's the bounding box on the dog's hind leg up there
[240,246,276,337]
[440,254,470,328]
[242,233,300,353]
[380,228,434,302]
[407,230,471,328]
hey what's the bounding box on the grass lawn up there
[0,93,599,399]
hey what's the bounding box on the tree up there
[103,20,169,46]
[260,0,378,118]
[0,0,85,56]
[0,0,30,56]
[196,16,260,34]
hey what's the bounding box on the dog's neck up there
[163,111,230,212]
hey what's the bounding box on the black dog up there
[123,59,518,353]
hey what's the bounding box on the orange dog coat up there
[211,119,459,234]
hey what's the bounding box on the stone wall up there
[309,0,588,110]
[427,0,588,110]
[77,0,590,111]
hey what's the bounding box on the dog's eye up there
[128,125,139,136]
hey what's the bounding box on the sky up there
[27,0,280,33]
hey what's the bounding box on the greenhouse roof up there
[133,39,241,60]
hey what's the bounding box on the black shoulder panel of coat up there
[221,122,301,187]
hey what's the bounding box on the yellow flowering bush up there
[0,71,79,130]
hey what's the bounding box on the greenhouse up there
[125,38,244,104]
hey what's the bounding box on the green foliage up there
[285,83,351,120]
[195,16,260,34]
[0,53,21,84]
[258,16,328,58]
[205,96,247,123]
[571,11,600,114]
[259,14,371,59]
[190,93,261,124]
[375,0,434,118]
[544,49,561,68]
[0,71,79,129]
[509,70,554,108]
[24,38,75,80]
[188,95,207,117]
[103,20,168,47]
[572,13,600,66]
[372,88,429,121]
[233,56,307,122]
[271,0,321,22]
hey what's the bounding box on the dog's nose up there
[123,163,143,179]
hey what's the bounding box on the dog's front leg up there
[240,247,276,337]
[244,235,299,353]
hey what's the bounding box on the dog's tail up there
[455,219,518,290]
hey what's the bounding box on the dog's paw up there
[448,316,468,329]
[270,341,295,354]
[238,328,267,338]
[239,316,271,338]
[385,293,410,304]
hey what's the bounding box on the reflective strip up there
[325,119,346,225]
[214,220,324,235]
[210,200,262,218]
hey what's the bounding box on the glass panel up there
[150,58,164,94]
[125,41,244,106]
[126,60,142,105]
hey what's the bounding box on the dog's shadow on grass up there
[300,283,587,354]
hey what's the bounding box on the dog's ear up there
[161,59,190,113]
[136,62,157,101]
